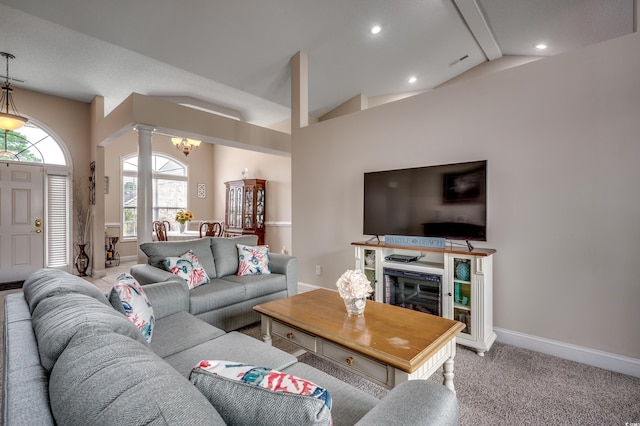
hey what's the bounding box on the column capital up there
[134,124,156,134]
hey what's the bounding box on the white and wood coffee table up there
[254,289,465,392]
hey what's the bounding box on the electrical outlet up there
[315,265,321,275]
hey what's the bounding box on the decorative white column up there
[136,125,154,262]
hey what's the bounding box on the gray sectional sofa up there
[130,235,297,331]
[3,268,460,425]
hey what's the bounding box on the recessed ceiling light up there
[371,25,382,35]
[535,43,547,50]
[408,76,417,84]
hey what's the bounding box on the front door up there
[0,162,45,283]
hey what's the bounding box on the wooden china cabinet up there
[224,179,266,245]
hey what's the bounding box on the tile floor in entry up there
[83,260,137,292]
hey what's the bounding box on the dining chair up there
[199,221,224,237]
[153,221,171,241]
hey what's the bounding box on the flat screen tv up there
[363,160,487,241]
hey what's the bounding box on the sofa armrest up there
[268,253,298,296]
[130,264,181,285]
[4,294,56,425]
[140,280,190,320]
[355,380,459,426]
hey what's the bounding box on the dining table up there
[152,230,201,241]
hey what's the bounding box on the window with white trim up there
[46,174,69,267]
[122,153,188,238]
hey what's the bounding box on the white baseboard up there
[495,327,640,378]
[297,282,328,294]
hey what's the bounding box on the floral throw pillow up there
[190,360,332,426]
[163,250,210,290]
[111,273,155,342]
[236,244,271,276]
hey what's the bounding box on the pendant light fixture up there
[171,137,201,156]
[0,52,28,131]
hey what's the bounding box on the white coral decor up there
[336,270,372,299]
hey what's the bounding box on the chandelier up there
[0,52,28,131]
[171,137,201,156]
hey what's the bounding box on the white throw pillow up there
[163,250,210,289]
[236,244,271,276]
[111,273,155,342]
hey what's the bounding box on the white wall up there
[292,33,640,360]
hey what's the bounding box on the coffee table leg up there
[260,315,273,346]
[443,357,455,393]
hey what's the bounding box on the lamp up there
[171,137,201,156]
[0,52,28,131]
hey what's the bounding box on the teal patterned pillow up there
[111,273,155,342]
[163,250,210,289]
[236,244,271,276]
[190,360,332,426]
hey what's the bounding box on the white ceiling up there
[0,0,635,127]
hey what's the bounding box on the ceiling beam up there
[156,96,244,121]
[454,0,502,61]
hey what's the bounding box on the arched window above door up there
[0,122,67,165]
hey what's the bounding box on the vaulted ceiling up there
[0,0,635,127]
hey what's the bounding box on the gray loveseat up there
[131,235,297,331]
[3,268,459,425]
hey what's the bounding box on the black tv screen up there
[363,160,487,241]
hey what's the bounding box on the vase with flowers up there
[336,270,373,316]
[175,210,193,233]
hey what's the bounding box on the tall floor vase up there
[74,242,90,276]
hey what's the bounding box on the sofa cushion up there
[3,294,55,426]
[237,244,271,276]
[150,311,226,359]
[163,249,210,289]
[190,360,332,426]
[109,273,155,342]
[139,237,217,278]
[163,331,297,378]
[210,235,258,277]
[31,293,149,371]
[188,279,246,315]
[49,328,226,426]
[23,268,110,314]
[218,274,288,299]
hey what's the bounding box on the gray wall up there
[292,32,640,360]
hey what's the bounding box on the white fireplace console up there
[353,241,497,356]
